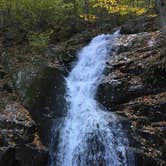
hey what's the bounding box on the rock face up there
[97,29,166,165]
[0,65,66,166]
[28,67,66,145]
[98,31,163,108]
[0,25,94,165]
[0,47,66,165]
[0,103,49,166]
[0,15,165,166]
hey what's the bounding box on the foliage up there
[28,32,50,53]
[0,0,156,47]
[91,0,155,15]
[80,14,97,22]
[0,0,73,30]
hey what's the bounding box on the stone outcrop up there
[0,47,66,165]
[0,103,49,166]
[97,29,166,165]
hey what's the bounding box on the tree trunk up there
[73,0,77,32]
[155,0,166,44]
[84,0,89,14]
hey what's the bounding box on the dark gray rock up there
[97,30,166,165]
[28,67,66,146]
[0,145,48,166]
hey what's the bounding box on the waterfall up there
[49,31,134,166]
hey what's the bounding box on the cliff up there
[0,15,165,166]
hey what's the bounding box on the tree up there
[84,0,89,14]
[155,0,166,44]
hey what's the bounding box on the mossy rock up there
[24,67,64,108]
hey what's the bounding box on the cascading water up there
[49,31,134,166]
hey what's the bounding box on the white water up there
[50,31,134,166]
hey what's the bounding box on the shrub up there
[28,32,50,53]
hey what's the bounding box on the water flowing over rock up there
[49,32,134,166]
[97,30,166,165]
[0,15,165,166]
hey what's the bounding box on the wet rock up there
[97,30,166,165]
[98,31,163,109]
[15,144,48,166]
[0,147,16,166]
[0,145,48,166]
[0,68,6,79]
[27,67,66,145]
[132,148,157,166]
[49,30,97,65]
[1,46,66,165]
